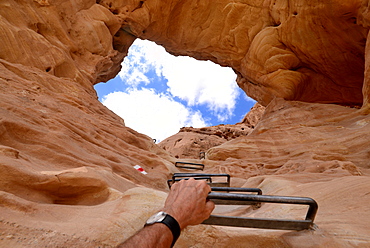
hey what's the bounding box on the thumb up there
[204,200,215,217]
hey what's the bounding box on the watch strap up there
[161,214,181,247]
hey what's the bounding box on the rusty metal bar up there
[167,176,212,188]
[211,187,262,195]
[199,152,205,160]
[209,187,263,207]
[175,162,204,170]
[202,216,314,230]
[172,173,230,188]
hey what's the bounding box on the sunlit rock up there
[1,0,370,247]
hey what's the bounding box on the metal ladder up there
[167,172,318,231]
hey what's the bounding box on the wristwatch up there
[145,211,180,247]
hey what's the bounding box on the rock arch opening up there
[95,39,256,143]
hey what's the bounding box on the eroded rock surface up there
[205,98,369,178]
[110,0,368,106]
[1,0,370,247]
[158,103,265,159]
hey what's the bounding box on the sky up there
[94,39,256,142]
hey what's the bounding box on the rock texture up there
[205,98,369,178]
[1,0,370,247]
[0,2,176,246]
[158,103,265,159]
[115,0,368,106]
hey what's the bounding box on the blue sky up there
[94,40,256,142]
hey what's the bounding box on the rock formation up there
[1,0,370,247]
[115,0,368,106]
[158,103,265,159]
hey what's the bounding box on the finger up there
[183,177,195,186]
[195,180,211,196]
[167,179,183,202]
[205,200,215,214]
[205,183,211,194]
[170,180,179,192]
[171,177,188,190]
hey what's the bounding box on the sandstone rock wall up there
[205,98,369,178]
[158,103,265,159]
[1,0,370,247]
[0,1,177,246]
[110,0,368,106]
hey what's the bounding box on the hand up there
[162,178,215,230]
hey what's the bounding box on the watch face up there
[146,211,167,225]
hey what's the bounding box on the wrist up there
[162,209,186,230]
[145,211,181,247]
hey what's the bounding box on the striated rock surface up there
[205,98,369,178]
[0,2,175,246]
[240,102,266,128]
[158,103,265,159]
[158,124,253,160]
[115,0,368,106]
[0,0,370,247]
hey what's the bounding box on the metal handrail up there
[203,192,318,230]
[172,173,230,188]
[175,162,204,170]
[165,173,318,230]
[211,187,262,195]
[167,176,212,188]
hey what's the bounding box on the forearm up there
[117,223,173,248]
[118,179,214,247]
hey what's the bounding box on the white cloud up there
[118,40,165,87]
[101,88,207,142]
[99,39,257,140]
[119,39,240,121]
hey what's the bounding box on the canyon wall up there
[158,103,265,159]
[114,0,368,106]
[0,0,370,247]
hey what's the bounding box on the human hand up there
[162,178,215,230]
